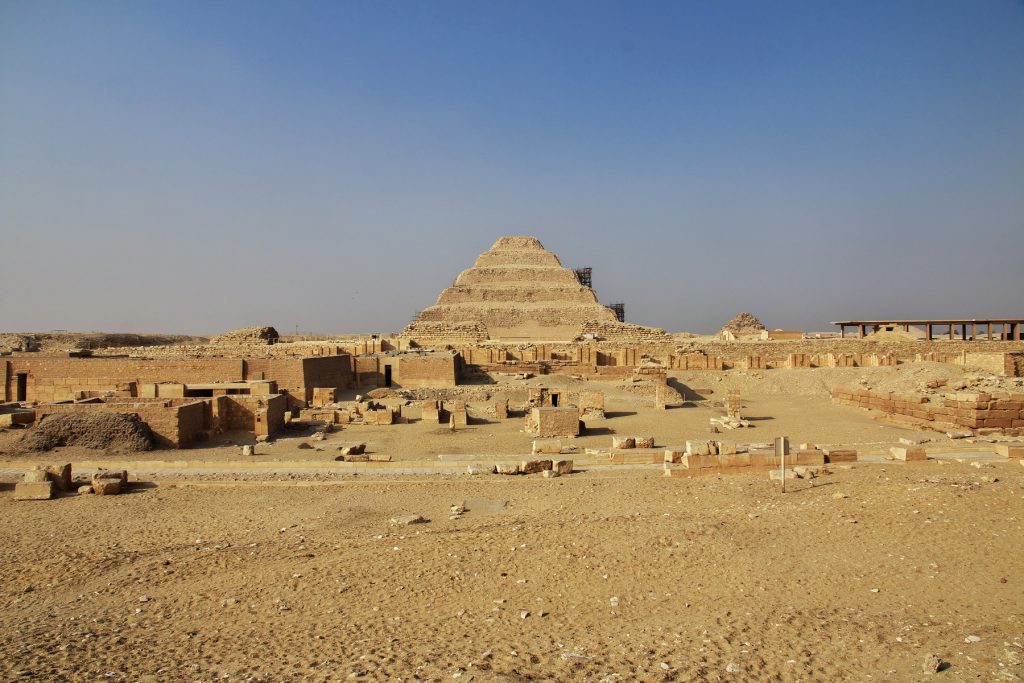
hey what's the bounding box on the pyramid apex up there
[489,236,546,251]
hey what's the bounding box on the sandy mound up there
[20,413,154,452]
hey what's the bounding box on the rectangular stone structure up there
[890,445,927,461]
[14,481,55,500]
[529,407,580,438]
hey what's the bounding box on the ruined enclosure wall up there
[301,356,353,395]
[245,356,351,403]
[4,358,244,403]
[833,388,1024,435]
[353,357,382,388]
[217,394,286,435]
[396,356,457,388]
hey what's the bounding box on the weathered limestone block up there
[0,411,34,428]
[554,459,573,475]
[448,402,468,427]
[890,445,927,461]
[532,438,563,455]
[364,408,395,426]
[682,454,718,469]
[822,448,858,463]
[528,407,579,438]
[612,436,635,449]
[995,444,1023,458]
[716,441,737,456]
[420,401,440,423]
[92,478,122,496]
[634,436,655,449]
[791,450,826,466]
[491,399,509,420]
[748,450,779,467]
[467,463,495,475]
[664,449,685,464]
[23,467,49,483]
[495,462,520,475]
[91,470,127,496]
[718,453,751,468]
[685,440,712,456]
[44,463,72,492]
[520,459,553,474]
[14,481,55,500]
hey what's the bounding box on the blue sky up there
[2,0,1022,335]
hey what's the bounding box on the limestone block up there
[664,449,685,464]
[495,463,520,475]
[532,439,563,455]
[0,411,34,427]
[822,448,858,463]
[542,469,560,478]
[14,481,54,500]
[748,450,779,467]
[22,467,49,483]
[554,459,573,475]
[467,463,495,475]
[682,454,718,469]
[634,436,655,449]
[716,441,737,456]
[994,444,1023,458]
[685,440,712,456]
[717,453,750,468]
[92,478,122,496]
[612,436,635,449]
[530,407,579,438]
[92,470,128,496]
[44,463,72,492]
[890,446,927,461]
[791,450,825,466]
[520,459,553,475]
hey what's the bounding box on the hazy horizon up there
[2,1,1022,337]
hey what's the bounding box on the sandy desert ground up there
[2,463,1023,682]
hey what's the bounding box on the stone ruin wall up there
[833,388,1024,436]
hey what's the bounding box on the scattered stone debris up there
[921,653,943,674]
[390,515,427,527]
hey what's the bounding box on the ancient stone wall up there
[832,388,1024,435]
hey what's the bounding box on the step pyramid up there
[401,236,670,343]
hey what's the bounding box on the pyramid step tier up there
[437,284,600,305]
